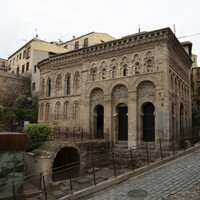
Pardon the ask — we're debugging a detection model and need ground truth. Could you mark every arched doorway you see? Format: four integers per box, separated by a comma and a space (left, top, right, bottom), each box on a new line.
118, 104, 128, 141
180, 104, 185, 138
97, 105, 104, 139
143, 103, 155, 142
52, 147, 80, 182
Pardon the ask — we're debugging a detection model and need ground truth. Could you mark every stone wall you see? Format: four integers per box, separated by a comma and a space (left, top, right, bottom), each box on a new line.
25, 140, 110, 187
0, 71, 30, 107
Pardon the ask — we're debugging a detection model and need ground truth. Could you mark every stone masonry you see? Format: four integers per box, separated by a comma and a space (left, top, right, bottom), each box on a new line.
38, 27, 192, 150
0, 70, 30, 107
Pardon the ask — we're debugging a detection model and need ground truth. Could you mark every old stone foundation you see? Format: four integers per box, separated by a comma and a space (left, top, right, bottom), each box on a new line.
25, 140, 110, 187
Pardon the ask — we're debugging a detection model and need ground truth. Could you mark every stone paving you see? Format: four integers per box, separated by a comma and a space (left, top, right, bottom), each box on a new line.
80, 149, 200, 200
26, 168, 131, 200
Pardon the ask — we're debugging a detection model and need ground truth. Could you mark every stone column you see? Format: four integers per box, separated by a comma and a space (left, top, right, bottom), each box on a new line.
104, 94, 112, 143
80, 96, 90, 135
128, 91, 137, 147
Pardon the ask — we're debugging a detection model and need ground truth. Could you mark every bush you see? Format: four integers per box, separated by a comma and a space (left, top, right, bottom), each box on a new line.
26, 123, 51, 151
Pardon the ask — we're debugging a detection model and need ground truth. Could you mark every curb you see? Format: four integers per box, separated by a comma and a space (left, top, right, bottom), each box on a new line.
59, 143, 200, 200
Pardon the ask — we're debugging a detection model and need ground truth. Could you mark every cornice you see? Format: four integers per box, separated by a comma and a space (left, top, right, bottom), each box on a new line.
82, 28, 169, 58
38, 28, 169, 69
167, 30, 193, 67
38, 28, 192, 72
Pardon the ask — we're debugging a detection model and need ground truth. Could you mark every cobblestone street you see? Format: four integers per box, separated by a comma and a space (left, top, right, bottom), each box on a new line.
80, 149, 200, 200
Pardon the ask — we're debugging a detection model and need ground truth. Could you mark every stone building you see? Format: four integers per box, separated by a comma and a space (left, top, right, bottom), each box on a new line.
8, 38, 67, 96
38, 27, 192, 149
191, 54, 200, 101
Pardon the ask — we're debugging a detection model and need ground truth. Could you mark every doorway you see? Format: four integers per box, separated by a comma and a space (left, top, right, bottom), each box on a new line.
143, 103, 155, 142
97, 105, 104, 139
118, 106, 128, 140
180, 104, 185, 137
52, 147, 80, 182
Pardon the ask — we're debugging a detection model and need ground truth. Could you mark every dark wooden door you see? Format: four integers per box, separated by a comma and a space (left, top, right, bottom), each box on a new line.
143, 103, 155, 142
118, 106, 128, 140
97, 105, 104, 139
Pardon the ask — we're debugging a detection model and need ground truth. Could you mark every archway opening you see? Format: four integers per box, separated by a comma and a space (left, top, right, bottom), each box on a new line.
118, 104, 128, 141
143, 103, 155, 142
180, 104, 185, 137
96, 105, 104, 139
52, 147, 80, 182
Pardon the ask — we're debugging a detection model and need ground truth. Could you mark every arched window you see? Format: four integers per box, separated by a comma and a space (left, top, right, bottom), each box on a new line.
74, 72, 80, 94
102, 68, 106, 80
123, 64, 128, 76
47, 78, 51, 97
147, 59, 153, 72
45, 103, 50, 121
180, 104, 185, 136
91, 68, 97, 81
40, 103, 44, 120
64, 101, 68, 120
135, 62, 140, 74
41, 79, 45, 97
65, 74, 71, 95
171, 74, 173, 91
112, 66, 117, 78
73, 101, 79, 120
55, 75, 62, 96
55, 102, 61, 120
174, 78, 177, 93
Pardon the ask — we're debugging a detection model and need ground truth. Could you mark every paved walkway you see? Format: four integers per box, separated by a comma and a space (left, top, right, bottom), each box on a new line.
80, 149, 200, 200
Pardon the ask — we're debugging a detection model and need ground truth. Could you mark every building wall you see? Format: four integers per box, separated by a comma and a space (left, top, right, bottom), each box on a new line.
38, 28, 192, 148
8, 39, 67, 76
59, 32, 115, 51
192, 54, 197, 67
192, 67, 200, 98
32, 40, 67, 53
32, 50, 50, 96
0, 58, 8, 72
0, 71, 30, 107
8, 42, 33, 76
7, 38, 67, 96
191, 54, 200, 99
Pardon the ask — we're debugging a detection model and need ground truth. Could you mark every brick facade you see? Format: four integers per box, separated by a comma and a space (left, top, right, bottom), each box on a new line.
38, 28, 192, 149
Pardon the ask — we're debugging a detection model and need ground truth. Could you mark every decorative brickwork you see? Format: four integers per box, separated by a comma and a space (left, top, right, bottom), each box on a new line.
38, 28, 192, 149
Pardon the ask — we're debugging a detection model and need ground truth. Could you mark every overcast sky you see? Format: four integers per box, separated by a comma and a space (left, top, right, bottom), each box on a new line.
1, 0, 200, 64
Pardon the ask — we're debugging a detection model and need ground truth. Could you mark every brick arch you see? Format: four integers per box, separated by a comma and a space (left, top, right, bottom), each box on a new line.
51, 143, 82, 160
108, 79, 131, 94
51, 143, 84, 182
132, 76, 159, 92
86, 83, 107, 97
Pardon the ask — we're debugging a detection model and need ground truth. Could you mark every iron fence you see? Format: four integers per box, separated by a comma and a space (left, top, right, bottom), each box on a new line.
1, 127, 200, 199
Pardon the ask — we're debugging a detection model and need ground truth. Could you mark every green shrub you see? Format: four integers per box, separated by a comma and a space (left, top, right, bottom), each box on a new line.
26, 123, 51, 151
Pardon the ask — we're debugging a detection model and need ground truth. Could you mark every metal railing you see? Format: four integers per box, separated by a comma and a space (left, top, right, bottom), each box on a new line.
2, 127, 200, 199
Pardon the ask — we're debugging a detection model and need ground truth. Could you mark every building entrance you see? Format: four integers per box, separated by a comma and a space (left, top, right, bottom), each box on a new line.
118, 106, 128, 140
143, 103, 155, 142
52, 147, 80, 182
97, 105, 104, 139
